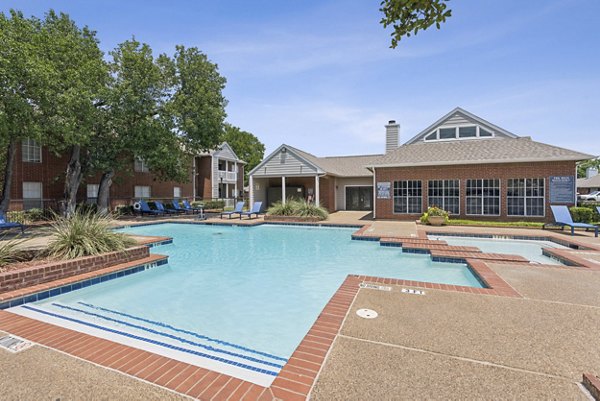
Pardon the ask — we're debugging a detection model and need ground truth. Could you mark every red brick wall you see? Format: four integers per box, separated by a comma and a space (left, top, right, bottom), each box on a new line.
0, 246, 149, 293
8, 142, 201, 211
374, 161, 576, 222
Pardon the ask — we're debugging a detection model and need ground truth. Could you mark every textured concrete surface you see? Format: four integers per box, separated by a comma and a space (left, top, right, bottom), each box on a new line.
488, 262, 600, 307
338, 286, 600, 381
0, 336, 188, 401
311, 336, 587, 401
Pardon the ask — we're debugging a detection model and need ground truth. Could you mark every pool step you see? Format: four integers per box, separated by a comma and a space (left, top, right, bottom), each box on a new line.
430, 250, 529, 263
10, 301, 286, 384
380, 237, 448, 247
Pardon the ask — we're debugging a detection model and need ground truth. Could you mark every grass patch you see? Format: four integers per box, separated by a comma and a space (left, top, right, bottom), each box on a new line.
447, 219, 545, 228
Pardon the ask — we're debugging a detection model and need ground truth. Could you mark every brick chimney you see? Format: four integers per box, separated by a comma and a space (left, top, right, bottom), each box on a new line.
385, 120, 400, 153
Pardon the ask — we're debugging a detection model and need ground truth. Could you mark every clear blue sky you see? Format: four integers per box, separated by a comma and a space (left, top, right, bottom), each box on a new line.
5, 0, 600, 157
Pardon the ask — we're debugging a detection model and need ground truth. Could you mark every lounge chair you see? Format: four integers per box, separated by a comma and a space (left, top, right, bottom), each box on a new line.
0, 213, 24, 233
171, 200, 193, 214
182, 200, 203, 214
220, 202, 244, 219
240, 202, 263, 220
549, 205, 598, 237
154, 201, 183, 215
137, 200, 164, 216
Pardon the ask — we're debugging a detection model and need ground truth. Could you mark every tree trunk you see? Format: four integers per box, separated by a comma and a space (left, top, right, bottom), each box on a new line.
97, 169, 114, 216
0, 140, 17, 214
63, 145, 83, 217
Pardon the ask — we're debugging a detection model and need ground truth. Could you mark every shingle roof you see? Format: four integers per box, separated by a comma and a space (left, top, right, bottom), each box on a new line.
369, 137, 593, 168
284, 145, 382, 177
577, 174, 600, 188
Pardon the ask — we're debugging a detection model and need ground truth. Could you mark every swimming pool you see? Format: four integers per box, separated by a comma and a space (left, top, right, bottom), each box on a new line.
427, 234, 569, 265
10, 223, 482, 385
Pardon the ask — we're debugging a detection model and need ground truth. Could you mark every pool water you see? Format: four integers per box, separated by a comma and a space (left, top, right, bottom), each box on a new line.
428, 235, 568, 265
14, 224, 482, 384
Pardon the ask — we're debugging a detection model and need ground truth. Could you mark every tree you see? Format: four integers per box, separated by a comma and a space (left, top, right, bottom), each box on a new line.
380, 0, 452, 48
0, 11, 47, 214
39, 11, 108, 216
222, 124, 265, 185
578, 158, 600, 178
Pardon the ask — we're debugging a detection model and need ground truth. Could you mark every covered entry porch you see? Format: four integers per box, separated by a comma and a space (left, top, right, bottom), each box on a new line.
249, 175, 335, 211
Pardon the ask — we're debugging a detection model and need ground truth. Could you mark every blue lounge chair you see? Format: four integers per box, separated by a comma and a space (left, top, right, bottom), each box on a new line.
154, 201, 182, 215
172, 200, 193, 214
182, 200, 203, 214
0, 213, 24, 233
550, 205, 598, 237
220, 202, 244, 219
240, 202, 263, 220
138, 200, 164, 216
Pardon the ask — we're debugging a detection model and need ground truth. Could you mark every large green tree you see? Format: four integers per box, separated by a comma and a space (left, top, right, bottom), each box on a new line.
0, 11, 46, 213
380, 0, 452, 48
39, 11, 108, 216
222, 124, 265, 185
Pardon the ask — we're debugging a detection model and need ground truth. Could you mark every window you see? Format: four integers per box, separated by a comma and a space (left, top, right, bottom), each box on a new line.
22, 139, 41, 163
428, 180, 460, 214
134, 185, 151, 199
507, 178, 545, 216
458, 126, 477, 138
466, 179, 500, 215
22, 182, 42, 209
424, 125, 495, 142
134, 157, 149, 173
87, 184, 99, 203
393, 180, 422, 214
173, 186, 181, 198
439, 128, 456, 139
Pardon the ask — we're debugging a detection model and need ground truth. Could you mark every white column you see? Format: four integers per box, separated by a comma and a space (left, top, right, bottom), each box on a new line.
234, 162, 238, 200
282, 176, 286, 204
249, 175, 254, 206
315, 175, 320, 207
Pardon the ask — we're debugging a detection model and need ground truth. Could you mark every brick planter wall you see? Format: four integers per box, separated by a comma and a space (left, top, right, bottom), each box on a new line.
0, 246, 149, 294
264, 215, 325, 223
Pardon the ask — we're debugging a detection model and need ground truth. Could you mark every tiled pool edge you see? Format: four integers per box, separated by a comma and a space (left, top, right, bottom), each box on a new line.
0, 275, 363, 401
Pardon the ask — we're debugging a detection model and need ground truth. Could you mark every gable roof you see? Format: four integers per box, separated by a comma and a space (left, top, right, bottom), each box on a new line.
249, 144, 382, 177
577, 174, 600, 188
199, 142, 246, 163
404, 107, 519, 145
369, 137, 593, 168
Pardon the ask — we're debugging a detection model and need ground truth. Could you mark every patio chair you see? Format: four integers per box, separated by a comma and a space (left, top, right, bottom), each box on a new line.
182, 200, 203, 214
0, 213, 25, 233
172, 200, 193, 214
137, 200, 164, 216
220, 202, 245, 219
240, 202, 263, 220
549, 205, 598, 237
154, 201, 183, 215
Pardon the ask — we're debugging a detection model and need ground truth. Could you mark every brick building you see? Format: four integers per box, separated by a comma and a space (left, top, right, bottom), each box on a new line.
249, 107, 592, 222
6, 140, 245, 211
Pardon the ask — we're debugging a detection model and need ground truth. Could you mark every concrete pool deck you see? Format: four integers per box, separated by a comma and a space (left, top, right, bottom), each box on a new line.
1, 214, 600, 399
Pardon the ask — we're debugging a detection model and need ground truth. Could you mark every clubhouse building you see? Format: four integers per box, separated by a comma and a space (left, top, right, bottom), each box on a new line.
249, 107, 593, 222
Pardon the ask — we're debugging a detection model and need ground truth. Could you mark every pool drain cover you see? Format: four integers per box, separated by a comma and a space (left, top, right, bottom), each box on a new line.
356, 308, 378, 319
0, 335, 33, 353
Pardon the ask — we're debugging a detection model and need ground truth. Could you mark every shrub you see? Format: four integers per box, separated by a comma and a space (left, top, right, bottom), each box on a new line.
25, 208, 45, 221
420, 206, 449, 224
46, 211, 136, 259
571, 203, 600, 222
6, 211, 26, 224
267, 200, 297, 216
0, 235, 25, 269
203, 200, 225, 210
294, 199, 329, 219
570, 206, 594, 223
114, 204, 134, 216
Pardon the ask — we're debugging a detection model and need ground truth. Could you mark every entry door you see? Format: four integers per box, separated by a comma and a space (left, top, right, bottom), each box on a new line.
345, 186, 373, 211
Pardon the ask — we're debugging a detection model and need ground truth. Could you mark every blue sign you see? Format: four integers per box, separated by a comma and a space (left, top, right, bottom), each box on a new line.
549, 176, 575, 204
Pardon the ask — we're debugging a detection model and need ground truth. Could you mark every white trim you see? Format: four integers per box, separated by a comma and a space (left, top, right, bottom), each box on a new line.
281, 176, 286, 204
343, 185, 374, 211
422, 125, 496, 143
465, 179, 501, 217
248, 144, 324, 176
426, 179, 460, 215
392, 180, 424, 215
315, 175, 320, 207
372, 170, 377, 218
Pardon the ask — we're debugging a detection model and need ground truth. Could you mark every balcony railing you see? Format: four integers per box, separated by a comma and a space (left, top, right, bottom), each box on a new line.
217, 170, 237, 181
